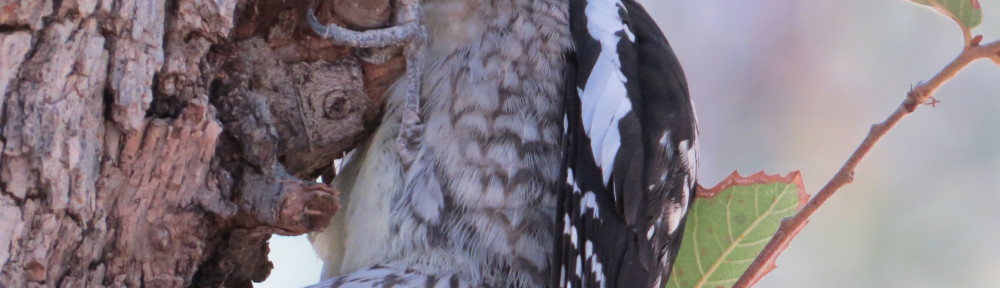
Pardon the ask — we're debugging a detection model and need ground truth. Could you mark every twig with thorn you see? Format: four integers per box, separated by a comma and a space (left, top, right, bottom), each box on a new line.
733, 37, 1000, 288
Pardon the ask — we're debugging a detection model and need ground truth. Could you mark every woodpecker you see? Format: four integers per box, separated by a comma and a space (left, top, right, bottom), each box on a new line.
307, 0, 697, 287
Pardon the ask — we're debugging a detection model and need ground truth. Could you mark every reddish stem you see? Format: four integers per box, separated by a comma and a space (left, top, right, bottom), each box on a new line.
733, 39, 1000, 287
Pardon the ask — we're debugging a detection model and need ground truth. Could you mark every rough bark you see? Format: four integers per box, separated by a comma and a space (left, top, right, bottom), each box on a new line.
0, 0, 400, 286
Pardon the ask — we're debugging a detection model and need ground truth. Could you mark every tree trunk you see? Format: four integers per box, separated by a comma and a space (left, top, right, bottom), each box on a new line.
0, 0, 398, 286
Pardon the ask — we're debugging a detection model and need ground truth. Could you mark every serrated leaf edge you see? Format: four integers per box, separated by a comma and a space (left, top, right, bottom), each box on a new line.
696, 171, 809, 209
673, 171, 810, 288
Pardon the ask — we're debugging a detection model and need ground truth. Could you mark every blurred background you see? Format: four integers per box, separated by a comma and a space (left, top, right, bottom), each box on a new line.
258, 0, 1000, 287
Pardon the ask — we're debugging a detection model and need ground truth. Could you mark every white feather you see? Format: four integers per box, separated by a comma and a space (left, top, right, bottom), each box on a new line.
659, 131, 671, 147
584, 0, 634, 42
570, 223, 579, 248
598, 99, 630, 184
409, 171, 445, 223
580, 191, 601, 218
575, 255, 583, 278
667, 178, 691, 234
579, 0, 635, 186
579, 58, 611, 132
589, 66, 626, 136
591, 256, 607, 288
563, 214, 573, 236
679, 139, 699, 181
566, 166, 575, 186
584, 240, 607, 288
560, 267, 566, 287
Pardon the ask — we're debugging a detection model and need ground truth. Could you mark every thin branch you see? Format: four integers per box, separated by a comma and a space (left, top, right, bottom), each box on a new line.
733, 38, 1000, 288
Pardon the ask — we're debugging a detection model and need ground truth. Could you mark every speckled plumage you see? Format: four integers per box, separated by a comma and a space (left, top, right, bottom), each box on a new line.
310, 0, 698, 287
558, 1, 697, 287
311, 0, 573, 287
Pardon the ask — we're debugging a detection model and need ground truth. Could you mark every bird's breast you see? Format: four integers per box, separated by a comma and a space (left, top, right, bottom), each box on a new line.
386, 0, 574, 287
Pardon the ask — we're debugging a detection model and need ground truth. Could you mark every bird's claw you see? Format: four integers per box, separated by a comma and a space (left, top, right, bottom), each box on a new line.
308, 1, 426, 171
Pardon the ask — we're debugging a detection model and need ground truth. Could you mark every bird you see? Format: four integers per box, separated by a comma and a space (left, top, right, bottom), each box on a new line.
306, 0, 698, 287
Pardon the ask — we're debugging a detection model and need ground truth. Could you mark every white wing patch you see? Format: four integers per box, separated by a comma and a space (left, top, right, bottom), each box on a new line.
580, 191, 601, 218
584, 240, 608, 288
566, 166, 576, 186
580, 0, 635, 185
679, 139, 699, 183
666, 178, 691, 234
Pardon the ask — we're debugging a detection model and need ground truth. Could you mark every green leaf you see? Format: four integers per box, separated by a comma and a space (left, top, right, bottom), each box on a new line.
909, 0, 982, 31
667, 171, 808, 288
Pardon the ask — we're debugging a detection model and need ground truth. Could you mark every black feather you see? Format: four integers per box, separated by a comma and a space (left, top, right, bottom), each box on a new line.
556, 0, 698, 287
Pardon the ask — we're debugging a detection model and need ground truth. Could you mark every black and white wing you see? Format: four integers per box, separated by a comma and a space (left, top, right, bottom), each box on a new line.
556, 0, 699, 287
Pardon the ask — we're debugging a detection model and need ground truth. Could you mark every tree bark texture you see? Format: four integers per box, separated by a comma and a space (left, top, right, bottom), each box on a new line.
0, 0, 401, 286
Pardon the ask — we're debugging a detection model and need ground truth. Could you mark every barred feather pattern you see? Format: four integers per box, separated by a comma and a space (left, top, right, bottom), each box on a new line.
310, 0, 573, 287
305, 264, 471, 288
556, 0, 699, 287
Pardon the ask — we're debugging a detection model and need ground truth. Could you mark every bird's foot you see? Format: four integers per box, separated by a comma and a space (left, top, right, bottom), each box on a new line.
307, 0, 425, 170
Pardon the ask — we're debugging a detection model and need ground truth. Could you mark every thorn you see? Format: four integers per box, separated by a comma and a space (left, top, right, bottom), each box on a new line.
972, 35, 984, 47
923, 97, 941, 108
